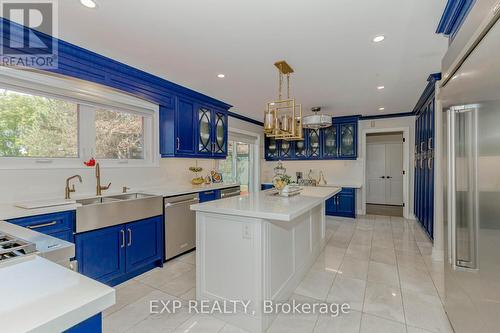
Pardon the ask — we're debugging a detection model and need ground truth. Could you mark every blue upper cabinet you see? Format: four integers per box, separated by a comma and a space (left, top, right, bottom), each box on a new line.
264, 116, 358, 161
306, 129, 321, 159
0, 18, 231, 160
338, 118, 357, 159
265, 137, 280, 160
279, 140, 294, 159
160, 98, 229, 159
321, 125, 338, 159
212, 109, 228, 158
436, 0, 476, 40
176, 97, 197, 155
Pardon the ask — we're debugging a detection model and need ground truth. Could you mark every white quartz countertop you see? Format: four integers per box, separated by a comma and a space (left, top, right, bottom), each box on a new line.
262, 182, 362, 189
138, 182, 240, 197
191, 186, 341, 221
0, 255, 115, 333
0, 182, 240, 220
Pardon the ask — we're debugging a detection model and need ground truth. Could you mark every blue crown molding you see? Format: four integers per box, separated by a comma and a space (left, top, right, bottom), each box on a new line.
359, 112, 415, 120
412, 73, 441, 115
436, 0, 476, 38
227, 111, 263, 126
0, 17, 232, 110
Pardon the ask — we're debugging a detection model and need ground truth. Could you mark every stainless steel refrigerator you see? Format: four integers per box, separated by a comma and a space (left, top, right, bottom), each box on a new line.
440, 8, 500, 333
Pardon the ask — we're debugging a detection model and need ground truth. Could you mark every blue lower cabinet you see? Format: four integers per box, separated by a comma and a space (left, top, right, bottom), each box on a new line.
64, 313, 102, 333
261, 184, 274, 191
325, 196, 338, 215
325, 188, 356, 218
75, 224, 126, 284
75, 216, 163, 286
199, 190, 221, 203
7, 210, 75, 243
125, 217, 163, 271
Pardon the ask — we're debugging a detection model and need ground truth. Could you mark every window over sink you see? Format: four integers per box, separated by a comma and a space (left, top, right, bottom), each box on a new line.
0, 67, 159, 168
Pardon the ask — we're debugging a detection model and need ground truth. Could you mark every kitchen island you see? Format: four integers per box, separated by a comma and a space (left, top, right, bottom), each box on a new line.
191, 186, 340, 333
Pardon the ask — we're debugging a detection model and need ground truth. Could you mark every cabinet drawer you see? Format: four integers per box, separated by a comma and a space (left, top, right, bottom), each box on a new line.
199, 190, 220, 203
339, 188, 355, 195
8, 211, 75, 235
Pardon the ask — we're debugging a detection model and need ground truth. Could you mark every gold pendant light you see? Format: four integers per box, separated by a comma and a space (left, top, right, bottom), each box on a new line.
264, 61, 303, 140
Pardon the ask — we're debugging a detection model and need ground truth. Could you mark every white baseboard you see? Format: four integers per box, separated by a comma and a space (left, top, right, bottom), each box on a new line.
431, 248, 444, 262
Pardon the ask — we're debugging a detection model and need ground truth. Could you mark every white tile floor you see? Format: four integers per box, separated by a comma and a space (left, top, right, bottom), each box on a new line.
103, 215, 453, 333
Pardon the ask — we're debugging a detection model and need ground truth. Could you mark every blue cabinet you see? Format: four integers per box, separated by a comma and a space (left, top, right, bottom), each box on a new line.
125, 217, 163, 272
160, 98, 229, 159
76, 225, 126, 284
199, 190, 221, 203
325, 188, 356, 218
75, 216, 163, 286
65, 313, 102, 333
338, 121, 357, 159
306, 129, 321, 159
265, 137, 280, 160
176, 97, 197, 155
264, 116, 358, 161
413, 73, 440, 240
7, 211, 75, 243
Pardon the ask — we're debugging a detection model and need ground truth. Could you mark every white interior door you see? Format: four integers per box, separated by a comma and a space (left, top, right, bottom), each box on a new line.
367, 144, 387, 204
385, 143, 403, 205
366, 142, 403, 205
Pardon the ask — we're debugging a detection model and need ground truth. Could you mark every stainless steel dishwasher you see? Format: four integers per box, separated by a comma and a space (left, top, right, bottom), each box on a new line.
220, 186, 241, 198
164, 193, 199, 260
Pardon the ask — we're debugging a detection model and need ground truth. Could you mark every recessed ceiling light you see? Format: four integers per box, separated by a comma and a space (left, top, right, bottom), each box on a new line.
80, 0, 97, 8
378, 107, 385, 111
217, 74, 225, 78
373, 35, 385, 43
377, 86, 385, 90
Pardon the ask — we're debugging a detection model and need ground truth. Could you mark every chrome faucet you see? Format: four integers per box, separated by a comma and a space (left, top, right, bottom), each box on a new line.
65, 175, 82, 199
95, 163, 111, 196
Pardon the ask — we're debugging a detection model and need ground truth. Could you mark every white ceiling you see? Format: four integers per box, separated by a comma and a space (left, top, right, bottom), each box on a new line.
57, 0, 448, 121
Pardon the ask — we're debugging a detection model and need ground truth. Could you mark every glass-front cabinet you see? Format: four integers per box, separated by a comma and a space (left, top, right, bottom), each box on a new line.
339, 123, 356, 158
307, 129, 321, 158
294, 139, 307, 159
198, 107, 212, 155
322, 126, 337, 158
265, 137, 279, 160
212, 110, 227, 157
264, 116, 358, 161
280, 140, 293, 159
196, 105, 228, 157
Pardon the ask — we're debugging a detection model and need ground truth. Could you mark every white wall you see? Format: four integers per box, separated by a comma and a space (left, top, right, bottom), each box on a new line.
0, 158, 217, 203
359, 116, 416, 218
261, 159, 364, 214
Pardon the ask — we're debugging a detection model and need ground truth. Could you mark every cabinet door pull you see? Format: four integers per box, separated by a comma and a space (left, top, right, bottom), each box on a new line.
120, 230, 125, 248
26, 221, 57, 229
176, 137, 180, 151
127, 228, 132, 246
204, 191, 214, 195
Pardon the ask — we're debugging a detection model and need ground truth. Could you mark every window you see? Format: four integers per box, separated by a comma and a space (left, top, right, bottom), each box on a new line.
95, 108, 144, 160
220, 140, 251, 194
0, 68, 159, 168
0, 89, 78, 158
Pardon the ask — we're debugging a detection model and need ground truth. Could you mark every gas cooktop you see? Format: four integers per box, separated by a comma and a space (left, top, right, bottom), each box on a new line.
0, 231, 37, 263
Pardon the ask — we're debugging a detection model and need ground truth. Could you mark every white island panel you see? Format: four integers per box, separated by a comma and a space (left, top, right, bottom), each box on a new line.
192, 187, 339, 333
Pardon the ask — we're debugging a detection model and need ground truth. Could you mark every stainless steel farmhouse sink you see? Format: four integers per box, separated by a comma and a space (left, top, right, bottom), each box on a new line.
76, 193, 163, 233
